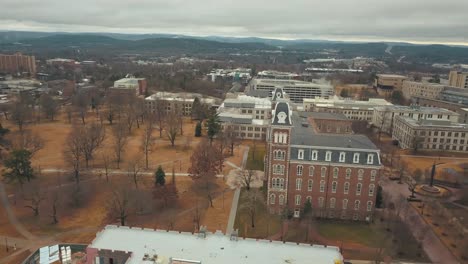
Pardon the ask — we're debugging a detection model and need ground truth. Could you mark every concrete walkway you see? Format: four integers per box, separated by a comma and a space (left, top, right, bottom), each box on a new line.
226, 146, 250, 234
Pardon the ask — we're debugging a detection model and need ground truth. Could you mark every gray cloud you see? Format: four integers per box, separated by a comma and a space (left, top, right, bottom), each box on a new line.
1, 0, 467, 44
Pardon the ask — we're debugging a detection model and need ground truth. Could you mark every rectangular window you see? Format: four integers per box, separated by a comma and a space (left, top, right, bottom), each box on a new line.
297, 165, 303, 176
308, 180, 313, 191
353, 153, 360, 163
339, 152, 346, 162
367, 154, 374, 164
325, 151, 332, 161
311, 151, 318, 160
298, 149, 304, 160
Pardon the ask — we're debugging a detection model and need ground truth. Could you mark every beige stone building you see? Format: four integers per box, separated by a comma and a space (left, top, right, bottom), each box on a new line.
372, 105, 459, 134
0, 53, 36, 75
145, 92, 219, 116
303, 96, 392, 122
392, 116, 468, 152
402, 81, 445, 100
374, 74, 407, 96
448, 70, 468, 89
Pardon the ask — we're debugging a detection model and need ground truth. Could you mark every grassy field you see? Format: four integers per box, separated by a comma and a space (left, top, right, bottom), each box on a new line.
316, 221, 385, 247
234, 188, 281, 238
246, 143, 265, 171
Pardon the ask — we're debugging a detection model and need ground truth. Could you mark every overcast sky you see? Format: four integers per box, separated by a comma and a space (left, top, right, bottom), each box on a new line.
1, 0, 467, 45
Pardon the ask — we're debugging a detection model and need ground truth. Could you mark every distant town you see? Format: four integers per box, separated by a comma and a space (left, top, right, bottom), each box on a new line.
0, 34, 468, 264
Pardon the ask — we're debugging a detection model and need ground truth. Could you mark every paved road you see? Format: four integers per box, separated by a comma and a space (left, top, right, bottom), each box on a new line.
226, 146, 249, 234
381, 179, 459, 264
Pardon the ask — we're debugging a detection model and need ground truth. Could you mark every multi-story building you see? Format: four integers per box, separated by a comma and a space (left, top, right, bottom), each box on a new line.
112, 76, 147, 96
217, 94, 272, 140
402, 81, 445, 100
448, 70, 468, 89
303, 96, 392, 122
374, 74, 407, 96
207, 68, 251, 82
372, 105, 459, 134
0, 53, 36, 75
392, 116, 468, 152
248, 78, 334, 103
86, 225, 344, 264
307, 112, 353, 134
265, 101, 382, 221
145, 92, 219, 116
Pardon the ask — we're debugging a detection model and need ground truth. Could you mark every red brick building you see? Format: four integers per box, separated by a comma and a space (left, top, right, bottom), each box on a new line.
266, 101, 382, 221
0, 52, 36, 75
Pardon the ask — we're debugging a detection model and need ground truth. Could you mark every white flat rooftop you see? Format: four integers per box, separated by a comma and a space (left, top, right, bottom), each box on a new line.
90, 225, 343, 264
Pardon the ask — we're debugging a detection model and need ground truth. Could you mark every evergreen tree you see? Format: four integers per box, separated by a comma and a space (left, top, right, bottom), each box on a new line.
206, 113, 221, 145
155, 166, 166, 186
375, 185, 383, 208
3, 149, 34, 187
194, 121, 202, 137
191, 97, 205, 120
303, 199, 312, 216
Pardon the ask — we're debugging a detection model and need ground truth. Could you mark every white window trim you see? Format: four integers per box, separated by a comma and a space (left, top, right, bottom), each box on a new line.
298, 149, 304, 160
367, 154, 374, 164
311, 150, 318, 160
325, 151, 332, 162
339, 152, 346, 162
353, 153, 360, 163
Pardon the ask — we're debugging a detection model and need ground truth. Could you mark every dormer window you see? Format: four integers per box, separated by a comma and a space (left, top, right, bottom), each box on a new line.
353, 153, 360, 163
339, 152, 346, 162
311, 150, 318, 160
367, 154, 374, 164
325, 151, 332, 162
298, 149, 304, 160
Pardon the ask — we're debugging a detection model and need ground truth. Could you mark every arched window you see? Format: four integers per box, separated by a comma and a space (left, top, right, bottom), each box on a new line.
332, 181, 338, 193
356, 183, 362, 195
270, 194, 276, 204
333, 167, 339, 178
358, 169, 364, 180
369, 184, 375, 196
309, 166, 315, 177
318, 197, 324, 208
279, 195, 284, 205
342, 199, 348, 209
274, 133, 279, 143
354, 200, 360, 210
344, 182, 350, 194
346, 168, 352, 179
330, 198, 336, 209
321, 167, 327, 177
320, 180, 325, 192
367, 201, 373, 211
306, 196, 312, 203
279, 178, 285, 189
297, 165, 303, 176
370, 170, 377, 181
308, 179, 313, 191
296, 178, 302, 190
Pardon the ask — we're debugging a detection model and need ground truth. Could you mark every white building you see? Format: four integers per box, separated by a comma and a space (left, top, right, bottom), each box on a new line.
145, 92, 219, 116
303, 96, 392, 122
217, 94, 272, 140
248, 78, 334, 103
392, 116, 468, 152
402, 81, 445, 100
372, 105, 459, 134
112, 75, 147, 96
257, 70, 299, 80
86, 225, 344, 264
207, 68, 251, 82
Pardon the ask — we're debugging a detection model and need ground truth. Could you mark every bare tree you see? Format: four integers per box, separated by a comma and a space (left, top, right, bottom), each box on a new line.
238, 169, 257, 191
112, 123, 129, 169
23, 183, 45, 217
377, 109, 391, 141
240, 189, 262, 228
72, 92, 89, 124
65, 105, 73, 123
9, 130, 44, 157
127, 159, 142, 189
10, 100, 31, 131
223, 125, 240, 156
165, 109, 181, 147
192, 200, 202, 231
189, 139, 223, 207
65, 125, 84, 185
101, 153, 111, 182
81, 123, 105, 168
141, 120, 154, 169
108, 184, 132, 226
153, 99, 166, 138
40, 93, 59, 121
49, 191, 59, 224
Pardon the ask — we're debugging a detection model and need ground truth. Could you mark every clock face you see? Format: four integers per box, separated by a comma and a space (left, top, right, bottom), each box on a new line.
277, 111, 287, 123
276, 92, 282, 98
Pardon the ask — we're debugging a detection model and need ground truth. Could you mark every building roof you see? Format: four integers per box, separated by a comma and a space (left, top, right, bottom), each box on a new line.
374, 105, 458, 115
221, 95, 271, 109
396, 116, 468, 129
89, 225, 343, 264
145, 92, 218, 104
303, 96, 392, 110
272, 101, 292, 126
290, 112, 378, 151
376, 74, 407, 79
307, 112, 349, 121
253, 78, 333, 89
